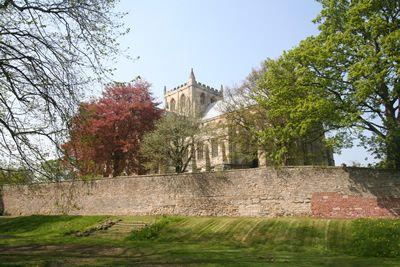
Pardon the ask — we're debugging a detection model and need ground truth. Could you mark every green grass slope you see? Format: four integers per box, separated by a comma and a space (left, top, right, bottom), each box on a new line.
0, 215, 399, 266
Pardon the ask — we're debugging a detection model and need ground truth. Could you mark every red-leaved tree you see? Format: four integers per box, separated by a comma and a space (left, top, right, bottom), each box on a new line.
63, 81, 162, 177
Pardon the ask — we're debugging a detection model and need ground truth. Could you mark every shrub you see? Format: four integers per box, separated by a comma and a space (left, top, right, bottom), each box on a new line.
347, 219, 400, 257
129, 216, 182, 241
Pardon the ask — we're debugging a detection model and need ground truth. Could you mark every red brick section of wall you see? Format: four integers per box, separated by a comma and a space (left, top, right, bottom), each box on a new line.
311, 192, 400, 218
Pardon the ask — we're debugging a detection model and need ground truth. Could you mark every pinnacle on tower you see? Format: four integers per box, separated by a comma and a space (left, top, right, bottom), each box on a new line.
188, 67, 196, 85
163, 85, 167, 95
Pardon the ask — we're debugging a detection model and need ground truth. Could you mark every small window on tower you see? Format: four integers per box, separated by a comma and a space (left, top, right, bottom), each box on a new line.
210, 97, 216, 103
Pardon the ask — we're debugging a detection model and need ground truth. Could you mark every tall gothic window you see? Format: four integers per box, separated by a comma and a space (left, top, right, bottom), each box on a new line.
211, 139, 218, 158
200, 93, 205, 105
180, 94, 186, 112
170, 98, 176, 111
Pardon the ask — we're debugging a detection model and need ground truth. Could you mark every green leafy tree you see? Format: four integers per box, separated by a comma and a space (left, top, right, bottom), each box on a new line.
224, 63, 334, 166
255, 54, 340, 165
0, 167, 32, 185
40, 159, 73, 182
140, 113, 203, 173
252, 0, 399, 168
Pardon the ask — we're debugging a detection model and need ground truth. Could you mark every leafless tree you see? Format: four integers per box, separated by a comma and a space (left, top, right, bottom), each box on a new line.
220, 66, 269, 164
0, 0, 127, 178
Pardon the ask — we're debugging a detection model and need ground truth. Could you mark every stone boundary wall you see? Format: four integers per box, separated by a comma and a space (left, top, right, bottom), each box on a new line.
1, 167, 400, 218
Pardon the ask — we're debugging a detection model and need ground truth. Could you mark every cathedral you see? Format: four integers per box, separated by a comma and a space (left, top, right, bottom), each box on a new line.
164, 69, 334, 172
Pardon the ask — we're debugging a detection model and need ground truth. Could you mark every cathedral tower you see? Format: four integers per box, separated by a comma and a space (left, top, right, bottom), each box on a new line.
164, 68, 223, 116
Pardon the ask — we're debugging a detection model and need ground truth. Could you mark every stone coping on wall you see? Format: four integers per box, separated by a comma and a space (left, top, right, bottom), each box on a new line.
2, 165, 397, 188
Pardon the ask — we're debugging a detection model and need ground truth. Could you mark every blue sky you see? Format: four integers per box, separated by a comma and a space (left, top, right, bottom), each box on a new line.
109, 0, 374, 166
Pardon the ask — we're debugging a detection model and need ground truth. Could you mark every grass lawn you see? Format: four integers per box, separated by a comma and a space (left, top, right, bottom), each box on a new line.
0, 215, 399, 266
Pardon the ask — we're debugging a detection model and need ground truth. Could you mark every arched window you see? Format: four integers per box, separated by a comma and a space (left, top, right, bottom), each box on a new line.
200, 93, 205, 105
170, 98, 176, 111
186, 99, 191, 111
180, 94, 186, 112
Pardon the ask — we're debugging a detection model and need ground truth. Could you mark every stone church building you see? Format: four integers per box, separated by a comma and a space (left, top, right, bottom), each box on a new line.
164, 69, 334, 172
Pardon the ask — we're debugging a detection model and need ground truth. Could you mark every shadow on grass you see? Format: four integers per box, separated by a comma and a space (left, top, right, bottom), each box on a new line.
0, 216, 78, 234
0, 246, 400, 267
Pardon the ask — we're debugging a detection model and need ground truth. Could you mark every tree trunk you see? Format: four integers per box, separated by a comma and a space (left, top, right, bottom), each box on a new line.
385, 128, 400, 170
383, 95, 400, 170
112, 151, 124, 177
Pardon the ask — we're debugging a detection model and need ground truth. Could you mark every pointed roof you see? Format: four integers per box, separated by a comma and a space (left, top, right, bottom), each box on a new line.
188, 67, 196, 85
202, 100, 224, 121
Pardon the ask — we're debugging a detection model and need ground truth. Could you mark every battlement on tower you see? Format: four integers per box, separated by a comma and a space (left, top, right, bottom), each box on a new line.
165, 82, 222, 96
163, 69, 224, 116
